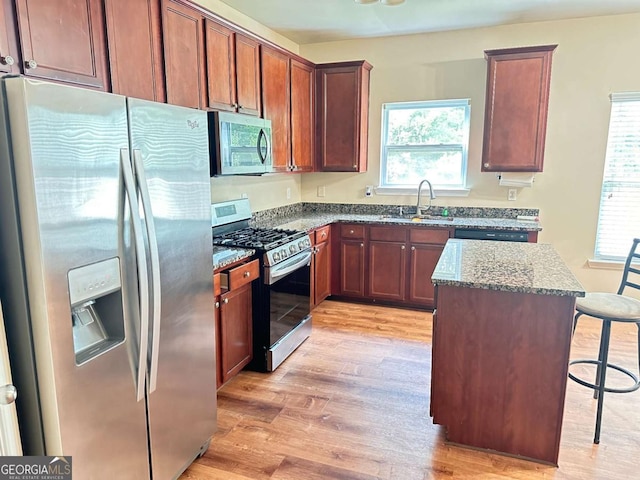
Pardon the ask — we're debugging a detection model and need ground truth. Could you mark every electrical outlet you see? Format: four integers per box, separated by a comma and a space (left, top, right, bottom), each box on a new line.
508, 189, 517, 201
317, 186, 326, 198
241, 193, 248, 199
365, 185, 373, 197
286, 187, 291, 200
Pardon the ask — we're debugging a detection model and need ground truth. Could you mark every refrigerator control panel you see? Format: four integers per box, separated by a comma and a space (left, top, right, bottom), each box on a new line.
68, 258, 122, 306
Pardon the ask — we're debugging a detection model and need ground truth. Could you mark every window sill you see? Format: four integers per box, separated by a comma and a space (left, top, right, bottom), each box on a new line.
587, 258, 625, 270
374, 186, 471, 197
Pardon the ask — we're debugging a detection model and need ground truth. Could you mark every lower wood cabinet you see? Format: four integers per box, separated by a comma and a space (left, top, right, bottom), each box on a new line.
311, 225, 331, 308
368, 240, 406, 301
218, 283, 252, 386
335, 223, 451, 308
214, 258, 258, 388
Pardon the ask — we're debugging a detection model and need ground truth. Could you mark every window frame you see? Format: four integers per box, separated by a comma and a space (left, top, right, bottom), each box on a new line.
379, 99, 471, 192
593, 92, 640, 262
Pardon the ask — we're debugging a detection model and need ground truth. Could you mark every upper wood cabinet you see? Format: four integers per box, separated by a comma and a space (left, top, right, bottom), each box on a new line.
261, 45, 291, 172
0, 0, 20, 75
481, 45, 557, 172
162, 0, 206, 109
104, 0, 165, 102
316, 60, 372, 172
234, 33, 261, 116
261, 47, 315, 173
14, 0, 109, 89
290, 59, 314, 172
205, 18, 261, 116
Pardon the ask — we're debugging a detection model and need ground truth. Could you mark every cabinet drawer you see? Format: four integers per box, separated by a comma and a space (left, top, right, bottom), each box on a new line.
314, 225, 331, 244
221, 259, 259, 290
341, 224, 365, 239
213, 273, 221, 296
410, 228, 450, 245
369, 226, 406, 242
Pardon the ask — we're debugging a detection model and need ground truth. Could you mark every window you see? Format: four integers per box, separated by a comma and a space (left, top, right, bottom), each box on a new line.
380, 99, 470, 191
594, 93, 640, 261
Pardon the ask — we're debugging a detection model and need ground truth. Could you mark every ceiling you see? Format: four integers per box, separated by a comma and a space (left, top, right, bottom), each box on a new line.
218, 0, 640, 44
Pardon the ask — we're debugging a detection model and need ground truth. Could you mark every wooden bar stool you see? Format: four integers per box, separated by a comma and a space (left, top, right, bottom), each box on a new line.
569, 238, 640, 444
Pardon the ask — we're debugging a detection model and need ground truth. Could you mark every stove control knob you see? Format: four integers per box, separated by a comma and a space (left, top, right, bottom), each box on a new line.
281, 249, 288, 259
298, 240, 306, 250
289, 245, 297, 254
273, 251, 280, 263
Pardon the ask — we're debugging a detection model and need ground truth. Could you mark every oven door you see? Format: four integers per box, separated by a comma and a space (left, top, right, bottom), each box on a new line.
264, 249, 312, 371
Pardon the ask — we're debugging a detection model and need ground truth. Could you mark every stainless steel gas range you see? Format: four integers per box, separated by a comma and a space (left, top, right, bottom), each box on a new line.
212, 199, 312, 371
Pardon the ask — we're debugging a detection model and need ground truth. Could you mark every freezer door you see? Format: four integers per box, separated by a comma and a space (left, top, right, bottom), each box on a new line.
128, 98, 216, 479
0, 301, 21, 455
1, 78, 150, 478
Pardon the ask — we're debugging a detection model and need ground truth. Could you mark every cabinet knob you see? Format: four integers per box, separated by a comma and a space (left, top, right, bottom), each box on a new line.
25, 59, 37, 69
401, 245, 405, 250
215, 301, 220, 308
360, 243, 364, 248
1, 55, 15, 66
0, 384, 17, 405
411, 246, 416, 251
243, 271, 250, 277
223, 298, 229, 304
232, 103, 238, 109
321, 232, 326, 238
349, 230, 354, 234
353, 164, 357, 169
483, 163, 489, 168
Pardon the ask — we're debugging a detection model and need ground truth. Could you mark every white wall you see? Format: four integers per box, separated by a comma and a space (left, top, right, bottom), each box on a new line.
299, 13, 640, 292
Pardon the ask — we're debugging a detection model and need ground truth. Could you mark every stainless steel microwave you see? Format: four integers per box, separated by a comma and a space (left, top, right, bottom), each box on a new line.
207, 111, 272, 176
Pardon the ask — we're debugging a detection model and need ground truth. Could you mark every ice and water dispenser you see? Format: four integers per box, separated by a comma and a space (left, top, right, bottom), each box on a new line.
67, 258, 125, 365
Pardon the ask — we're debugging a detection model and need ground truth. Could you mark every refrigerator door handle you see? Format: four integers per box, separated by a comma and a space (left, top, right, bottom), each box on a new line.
120, 148, 150, 402
132, 149, 162, 394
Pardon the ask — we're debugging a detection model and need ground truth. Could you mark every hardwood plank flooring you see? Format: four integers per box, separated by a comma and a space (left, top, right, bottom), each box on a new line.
181, 300, 640, 479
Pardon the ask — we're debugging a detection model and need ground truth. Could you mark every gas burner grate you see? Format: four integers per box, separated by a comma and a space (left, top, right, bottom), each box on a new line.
213, 227, 305, 251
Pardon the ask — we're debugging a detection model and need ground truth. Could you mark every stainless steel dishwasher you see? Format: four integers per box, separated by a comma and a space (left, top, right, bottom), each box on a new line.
454, 228, 529, 242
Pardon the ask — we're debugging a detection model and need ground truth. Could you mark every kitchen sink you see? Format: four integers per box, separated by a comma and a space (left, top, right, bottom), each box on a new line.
378, 214, 454, 222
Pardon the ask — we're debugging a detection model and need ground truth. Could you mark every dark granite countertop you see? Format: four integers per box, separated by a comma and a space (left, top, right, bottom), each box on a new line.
212, 245, 254, 271
432, 239, 585, 297
254, 213, 541, 233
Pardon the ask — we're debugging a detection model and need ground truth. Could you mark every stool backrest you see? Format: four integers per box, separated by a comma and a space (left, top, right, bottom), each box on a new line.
617, 238, 640, 295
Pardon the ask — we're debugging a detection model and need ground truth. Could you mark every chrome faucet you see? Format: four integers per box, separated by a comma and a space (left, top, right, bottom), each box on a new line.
416, 179, 435, 216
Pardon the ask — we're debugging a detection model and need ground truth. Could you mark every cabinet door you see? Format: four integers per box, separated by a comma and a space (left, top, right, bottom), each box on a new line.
205, 18, 236, 112
340, 239, 365, 297
261, 46, 291, 172
409, 243, 445, 306
313, 240, 331, 307
15, 0, 109, 89
0, 0, 20, 75
482, 45, 556, 172
290, 59, 314, 172
162, 0, 206, 109
368, 241, 406, 301
316, 61, 372, 172
234, 34, 260, 116
105, 0, 165, 102
219, 283, 253, 384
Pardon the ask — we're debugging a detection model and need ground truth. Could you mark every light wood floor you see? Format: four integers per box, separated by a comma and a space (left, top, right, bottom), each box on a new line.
181, 300, 640, 479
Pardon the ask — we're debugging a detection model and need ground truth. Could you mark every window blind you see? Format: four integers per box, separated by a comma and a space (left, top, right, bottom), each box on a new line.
594, 93, 640, 261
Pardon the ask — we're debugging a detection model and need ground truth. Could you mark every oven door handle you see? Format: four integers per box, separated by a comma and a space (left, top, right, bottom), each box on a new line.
267, 250, 312, 285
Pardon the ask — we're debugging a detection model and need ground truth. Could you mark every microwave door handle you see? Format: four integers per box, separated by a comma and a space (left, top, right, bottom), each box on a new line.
132, 150, 162, 394
257, 128, 267, 164
120, 148, 149, 403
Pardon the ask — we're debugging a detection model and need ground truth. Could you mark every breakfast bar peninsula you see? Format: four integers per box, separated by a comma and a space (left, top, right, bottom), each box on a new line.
430, 239, 585, 465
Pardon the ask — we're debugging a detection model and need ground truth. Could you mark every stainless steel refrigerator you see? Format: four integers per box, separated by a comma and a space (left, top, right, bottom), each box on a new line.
0, 77, 216, 479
